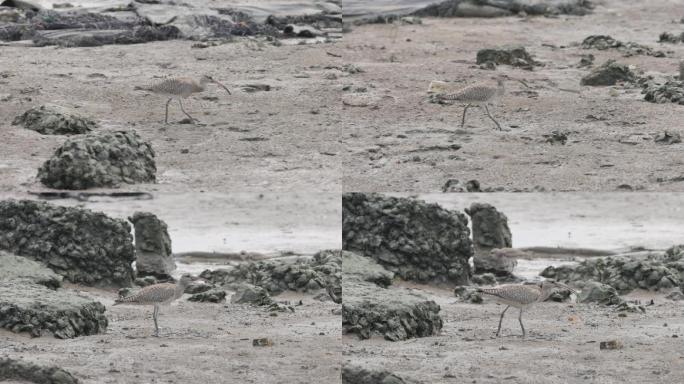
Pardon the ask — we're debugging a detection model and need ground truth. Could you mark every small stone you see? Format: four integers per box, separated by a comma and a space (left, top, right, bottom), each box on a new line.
252, 338, 273, 347
599, 340, 623, 350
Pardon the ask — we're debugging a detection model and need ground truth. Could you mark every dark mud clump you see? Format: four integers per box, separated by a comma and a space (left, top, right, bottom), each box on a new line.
541, 249, 683, 293
230, 283, 274, 306
0, 199, 135, 287
342, 280, 443, 341
580, 59, 636, 86
0, 357, 79, 383
476, 46, 542, 70
343, 193, 473, 285
188, 289, 227, 303
0, 281, 108, 338
37, 130, 156, 190
200, 249, 341, 295
129, 211, 175, 279
410, 0, 593, 18
658, 32, 684, 44
12, 104, 96, 135
342, 365, 417, 384
342, 250, 394, 288
581, 35, 665, 57
642, 80, 684, 105
0, 251, 63, 289
578, 281, 623, 305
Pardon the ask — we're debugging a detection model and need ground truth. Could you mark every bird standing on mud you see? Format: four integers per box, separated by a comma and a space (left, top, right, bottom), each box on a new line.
478, 280, 576, 339
114, 274, 193, 337
427, 76, 505, 130
141, 75, 232, 124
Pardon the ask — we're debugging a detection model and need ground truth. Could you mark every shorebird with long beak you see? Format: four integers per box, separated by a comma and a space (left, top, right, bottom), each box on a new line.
144, 75, 231, 124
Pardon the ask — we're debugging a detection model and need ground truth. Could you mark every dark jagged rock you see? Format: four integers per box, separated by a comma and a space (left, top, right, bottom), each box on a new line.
0, 281, 108, 338
188, 289, 226, 303
581, 35, 665, 57
128, 212, 175, 279
230, 283, 274, 306
37, 130, 156, 190
578, 281, 623, 305
658, 32, 684, 44
343, 280, 442, 341
441, 178, 481, 192
0, 199, 135, 287
541, 252, 681, 294
342, 250, 394, 288
184, 280, 213, 294
0, 251, 62, 289
200, 249, 341, 295
342, 365, 417, 384
466, 203, 512, 252
33, 25, 180, 47
475, 46, 542, 70
12, 104, 96, 135
134, 275, 158, 287
0, 357, 79, 384
580, 59, 636, 86
342, 193, 473, 285
642, 80, 684, 105
410, 0, 592, 18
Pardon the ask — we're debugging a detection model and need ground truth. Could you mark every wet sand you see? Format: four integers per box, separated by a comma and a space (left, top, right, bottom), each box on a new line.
343, 282, 684, 384
340, 0, 684, 192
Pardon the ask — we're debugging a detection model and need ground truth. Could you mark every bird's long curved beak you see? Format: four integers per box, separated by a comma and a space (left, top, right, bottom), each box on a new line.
212, 79, 231, 95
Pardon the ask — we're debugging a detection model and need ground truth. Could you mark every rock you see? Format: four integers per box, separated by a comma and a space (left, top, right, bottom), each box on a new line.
327, 280, 342, 304
200, 249, 341, 295
406, 0, 592, 19
473, 248, 517, 276
578, 282, 623, 305
441, 179, 481, 192
581, 35, 664, 57
0, 199, 135, 287
342, 250, 394, 288
599, 340, 623, 350
184, 280, 213, 294
343, 280, 442, 341
188, 289, 226, 303
580, 59, 636, 86
454, 286, 483, 303
653, 131, 682, 144
128, 212, 175, 279
33, 26, 181, 47
12, 104, 96, 135
578, 54, 594, 67
0, 357, 79, 384
0, 281, 107, 338
466, 203, 512, 253
475, 46, 541, 70
0, 251, 62, 289
134, 275, 158, 287
658, 32, 684, 44
343, 193, 473, 285
642, 80, 684, 105
37, 130, 156, 190
230, 283, 273, 306
665, 289, 684, 301
252, 338, 273, 347
342, 365, 417, 384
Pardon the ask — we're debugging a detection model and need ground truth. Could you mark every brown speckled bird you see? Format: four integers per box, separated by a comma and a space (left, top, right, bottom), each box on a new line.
145, 75, 231, 124
114, 275, 193, 336
427, 77, 505, 130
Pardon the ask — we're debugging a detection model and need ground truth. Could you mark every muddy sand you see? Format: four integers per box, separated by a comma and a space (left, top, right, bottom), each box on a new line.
341, 0, 684, 192
2, 287, 341, 384
343, 282, 684, 384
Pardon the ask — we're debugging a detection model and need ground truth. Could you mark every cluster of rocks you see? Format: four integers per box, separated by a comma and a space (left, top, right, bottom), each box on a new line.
659, 32, 684, 44
541, 248, 683, 294
200, 249, 341, 296
476, 46, 542, 70
37, 130, 156, 190
0, 199, 135, 287
642, 80, 684, 105
0, 357, 78, 384
188, 289, 227, 303
581, 35, 665, 57
342, 193, 473, 285
0, 1, 341, 47
580, 59, 637, 86
12, 104, 96, 135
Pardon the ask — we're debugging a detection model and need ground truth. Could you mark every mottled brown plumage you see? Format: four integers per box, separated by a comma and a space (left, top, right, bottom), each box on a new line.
427, 78, 505, 130
144, 75, 231, 124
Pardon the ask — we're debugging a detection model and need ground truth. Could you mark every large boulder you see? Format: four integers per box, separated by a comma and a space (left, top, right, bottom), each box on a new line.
580, 59, 636, 86
0, 251, 62, 289
466, 203, 512, 252
473, 248, 517, 276
0, 281, 108, 338
0, 357, 78, 384
128, 211, 175, 279
342, 193, 473, 285
578, 281, 623, 305
200, 249, 341, 295
343, 280, 442, 341
37, 130, 156, 190
0, 199, 135, 287
342, 250, 394, 288
12, 104, 96, 135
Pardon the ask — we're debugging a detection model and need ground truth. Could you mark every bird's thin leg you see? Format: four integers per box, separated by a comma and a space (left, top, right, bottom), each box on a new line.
164, 98, 172, 124
483, 104, 502, 131
153, 304, 159, 337
178, 98, 197, 122
461, 104, 470, 128
496, 305, 509, 337
518, 308, 525, 339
